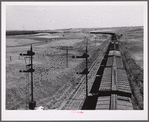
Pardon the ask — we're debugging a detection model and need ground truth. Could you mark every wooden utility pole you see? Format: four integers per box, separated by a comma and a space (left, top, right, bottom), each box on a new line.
95, 36, 96, 46
20, 45, 36, 110
60, 46, 73, 68
66, 46, 68, 68
72, 37, 89, 98
85, 37, 88, 98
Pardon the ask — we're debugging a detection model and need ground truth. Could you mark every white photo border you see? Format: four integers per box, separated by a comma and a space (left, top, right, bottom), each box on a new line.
1, 1, 148, 121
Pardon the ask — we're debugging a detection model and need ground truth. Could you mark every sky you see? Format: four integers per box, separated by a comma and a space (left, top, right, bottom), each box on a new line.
6, 2, 145, 30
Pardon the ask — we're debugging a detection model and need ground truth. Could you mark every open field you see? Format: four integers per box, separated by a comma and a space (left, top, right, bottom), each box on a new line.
6, 26, 143, 110
118, 26, 143, 109
118, 26, 143, 69
6, 28, 110, 109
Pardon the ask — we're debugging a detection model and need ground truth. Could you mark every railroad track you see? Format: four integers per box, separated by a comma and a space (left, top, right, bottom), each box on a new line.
60, 34, 133, 110
58, 37, 111, 110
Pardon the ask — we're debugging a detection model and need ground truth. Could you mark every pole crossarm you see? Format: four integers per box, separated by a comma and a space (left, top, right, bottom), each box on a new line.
71, 37, 89, 98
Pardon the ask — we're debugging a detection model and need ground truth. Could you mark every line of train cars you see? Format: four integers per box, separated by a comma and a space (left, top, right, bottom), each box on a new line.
96, 40, 133, 110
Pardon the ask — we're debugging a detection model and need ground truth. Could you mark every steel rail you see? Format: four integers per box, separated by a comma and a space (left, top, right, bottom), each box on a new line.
59, 37, 111, 110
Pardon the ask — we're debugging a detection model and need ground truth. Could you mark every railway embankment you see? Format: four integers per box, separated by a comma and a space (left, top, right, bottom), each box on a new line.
119, 41, 143, 110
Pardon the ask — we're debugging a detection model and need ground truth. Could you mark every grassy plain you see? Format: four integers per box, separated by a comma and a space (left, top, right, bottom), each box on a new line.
118, 26, 143, 109
6, 26, 143, 110
6, 28, 109, 109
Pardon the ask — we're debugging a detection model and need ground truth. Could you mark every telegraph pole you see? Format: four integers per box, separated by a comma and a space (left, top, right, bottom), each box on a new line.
66, 46, 68, 68
61, 46, 73, 68
20, 45, 36, 110
95, 36, 96, 46
72, 37, 89, 98
85, 37, 88, 98
30, 45, 34, 103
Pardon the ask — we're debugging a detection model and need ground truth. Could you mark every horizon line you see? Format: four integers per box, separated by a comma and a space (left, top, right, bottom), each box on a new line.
6, 25, 143, 31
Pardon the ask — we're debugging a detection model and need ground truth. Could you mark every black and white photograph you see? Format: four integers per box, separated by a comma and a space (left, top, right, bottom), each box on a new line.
1, 1, 148, 120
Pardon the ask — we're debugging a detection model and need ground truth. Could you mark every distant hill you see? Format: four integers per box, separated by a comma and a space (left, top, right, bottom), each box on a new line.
6, 26, 143, 36
6, 30, 59, 36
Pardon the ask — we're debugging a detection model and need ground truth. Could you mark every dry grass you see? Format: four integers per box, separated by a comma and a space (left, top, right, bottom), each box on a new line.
119, 26, 143, 110
120, 46, 143, 109
6, 26, 143, 110
6, 31, 109, 109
